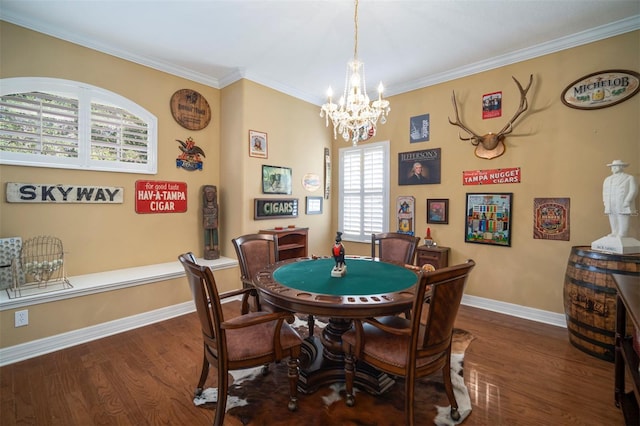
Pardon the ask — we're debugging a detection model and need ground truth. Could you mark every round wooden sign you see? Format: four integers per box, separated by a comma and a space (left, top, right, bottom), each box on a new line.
170, 89, 211, 130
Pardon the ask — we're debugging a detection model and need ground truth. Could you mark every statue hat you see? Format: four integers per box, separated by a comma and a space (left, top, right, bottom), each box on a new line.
606, 159, 629, 167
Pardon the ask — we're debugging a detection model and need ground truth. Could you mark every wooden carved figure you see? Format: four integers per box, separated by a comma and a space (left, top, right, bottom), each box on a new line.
203, 185, 220, 260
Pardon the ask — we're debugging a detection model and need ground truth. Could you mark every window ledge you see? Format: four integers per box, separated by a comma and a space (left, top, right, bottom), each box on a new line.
0, 256, 238, 311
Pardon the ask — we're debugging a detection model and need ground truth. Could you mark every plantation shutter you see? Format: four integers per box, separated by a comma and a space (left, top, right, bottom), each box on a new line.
339, 141, 389, 242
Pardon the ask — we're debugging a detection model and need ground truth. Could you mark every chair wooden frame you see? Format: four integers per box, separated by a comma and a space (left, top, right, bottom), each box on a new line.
179, 252, 302, 426
342, 259, 476, 425
371, 232, 420, 265
231, 233, 279, 311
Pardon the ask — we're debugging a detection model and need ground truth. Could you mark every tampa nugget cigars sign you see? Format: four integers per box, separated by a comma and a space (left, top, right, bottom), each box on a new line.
6, 183, 123, 203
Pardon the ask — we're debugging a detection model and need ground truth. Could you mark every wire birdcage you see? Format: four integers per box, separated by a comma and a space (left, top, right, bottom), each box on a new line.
12, 236, 70, 296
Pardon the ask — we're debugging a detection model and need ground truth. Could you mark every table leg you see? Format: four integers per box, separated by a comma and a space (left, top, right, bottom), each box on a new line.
296, 318, 395, 395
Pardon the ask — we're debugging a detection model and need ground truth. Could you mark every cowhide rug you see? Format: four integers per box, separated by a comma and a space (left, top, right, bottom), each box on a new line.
193, 316, 474, 426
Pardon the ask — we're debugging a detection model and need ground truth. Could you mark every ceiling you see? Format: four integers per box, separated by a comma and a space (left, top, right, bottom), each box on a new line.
1, 1, 639, 105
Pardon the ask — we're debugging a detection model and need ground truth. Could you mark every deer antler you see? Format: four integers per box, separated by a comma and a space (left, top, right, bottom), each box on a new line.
448, 92, 483, 146
496, 74, 533, 137
448, 75, 534, 159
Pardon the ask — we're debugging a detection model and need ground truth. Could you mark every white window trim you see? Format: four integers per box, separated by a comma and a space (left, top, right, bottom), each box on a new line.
338, 140, 390, 243
0, 77, 157, 174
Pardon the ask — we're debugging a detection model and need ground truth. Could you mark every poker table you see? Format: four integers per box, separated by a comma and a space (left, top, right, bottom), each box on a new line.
254, 256, 419, 394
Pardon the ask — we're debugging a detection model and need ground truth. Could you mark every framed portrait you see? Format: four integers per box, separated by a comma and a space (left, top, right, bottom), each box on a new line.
409, 113, 430, 142
427, 199, 448, 224
305, 196, 323, 215
465, 192, 512, 247
262, 165, 292, 195
398, 148, 441, 185
249, 130, 268, 159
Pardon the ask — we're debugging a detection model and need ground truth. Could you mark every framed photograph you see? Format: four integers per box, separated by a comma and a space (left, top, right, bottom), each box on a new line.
305, 196, 323, 215
409, 113, 430, 142
427, 199, 448, 224
249, 130, 268, 159
465, 192, 513, 247
398, 148, 441, 185
262, 165, 292, 194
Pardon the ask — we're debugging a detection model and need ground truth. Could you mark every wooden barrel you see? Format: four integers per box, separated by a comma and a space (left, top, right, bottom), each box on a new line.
563, 246, 640, 362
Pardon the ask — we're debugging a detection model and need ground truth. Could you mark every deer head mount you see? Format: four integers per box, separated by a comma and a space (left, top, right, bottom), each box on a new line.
448, 75, 533, 159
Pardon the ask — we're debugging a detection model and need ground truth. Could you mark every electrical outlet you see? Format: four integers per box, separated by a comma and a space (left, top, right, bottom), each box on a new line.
14, 309, 28, 327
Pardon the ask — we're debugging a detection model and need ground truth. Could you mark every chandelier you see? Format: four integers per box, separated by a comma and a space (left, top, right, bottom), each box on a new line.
320, 0, 390, 146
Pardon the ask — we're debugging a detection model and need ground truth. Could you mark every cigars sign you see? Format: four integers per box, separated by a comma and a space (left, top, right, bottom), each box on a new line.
135, 180, 187, 213
463, 167, 521, 186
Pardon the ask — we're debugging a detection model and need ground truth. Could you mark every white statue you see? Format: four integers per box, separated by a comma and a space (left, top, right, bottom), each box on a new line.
592, 159, 639, 254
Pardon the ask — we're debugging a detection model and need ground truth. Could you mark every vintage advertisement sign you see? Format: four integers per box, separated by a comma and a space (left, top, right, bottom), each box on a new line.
396, 196, 415, 236
482, 91, 502, 119
463, 167, 521, 185
254, 198, 298, 220
135, 180, 187, 213
561, 70, 640, 110
533, 198, 570, 241
6, 183, 123, 203
398, 148, 441, 185
170, 89, 211, 130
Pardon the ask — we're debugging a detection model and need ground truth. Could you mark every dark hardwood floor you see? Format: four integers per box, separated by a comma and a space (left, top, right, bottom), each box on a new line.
0, 302, 626, 425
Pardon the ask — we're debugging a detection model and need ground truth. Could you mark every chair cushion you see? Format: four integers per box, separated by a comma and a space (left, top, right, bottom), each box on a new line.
225, 312, 301, 361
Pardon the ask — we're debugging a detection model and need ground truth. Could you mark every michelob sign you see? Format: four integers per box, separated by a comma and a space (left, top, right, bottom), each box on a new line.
561, 69, 640, 110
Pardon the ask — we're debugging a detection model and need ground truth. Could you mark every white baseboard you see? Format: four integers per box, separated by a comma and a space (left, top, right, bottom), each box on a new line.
0, 294, 565, 367
462, 294, 567, 328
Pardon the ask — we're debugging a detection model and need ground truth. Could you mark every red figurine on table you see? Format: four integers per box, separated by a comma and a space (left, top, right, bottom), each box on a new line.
331, 231, 347, 277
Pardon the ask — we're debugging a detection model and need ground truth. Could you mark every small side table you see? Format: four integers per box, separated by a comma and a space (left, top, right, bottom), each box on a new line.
416, 245, 449, 269
612, 273, 640, 425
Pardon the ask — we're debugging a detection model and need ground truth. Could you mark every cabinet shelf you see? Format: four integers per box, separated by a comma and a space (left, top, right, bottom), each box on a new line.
260, 228, 308, 261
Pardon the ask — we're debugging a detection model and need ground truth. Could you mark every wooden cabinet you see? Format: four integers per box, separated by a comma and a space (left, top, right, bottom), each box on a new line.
416, 246, 449, 269
612, 273, 639, 425
260, 227, 308, 261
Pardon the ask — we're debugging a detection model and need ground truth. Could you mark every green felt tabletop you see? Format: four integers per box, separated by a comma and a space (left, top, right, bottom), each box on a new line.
272, 257, 417, 296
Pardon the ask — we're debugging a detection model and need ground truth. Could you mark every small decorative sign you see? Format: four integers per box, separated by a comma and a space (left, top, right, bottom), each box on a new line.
409, 114, 430, 142
170, 89, 211, 130
463, 167, 521, 185
533, 198, 570, 241
176, 137, 205, 171
249, 130, 268, 159
135, 180, 187, 214
397, 196, 415, 235
254, 198, 298, 220
561, 70, 640, 110
302, 173, 321, 192
6, 183, 123, 203
482, 91, 502, 119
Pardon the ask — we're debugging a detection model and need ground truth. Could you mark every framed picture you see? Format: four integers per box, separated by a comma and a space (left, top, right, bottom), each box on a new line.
409, 113, 430, 142
427, 199, 448, 224
465, 192, 513, 247
262, 165, 292, 194
249, 130, 268, 158
533, 197, 570, 241
305, 196, 323, 215
398, 148, 441, 185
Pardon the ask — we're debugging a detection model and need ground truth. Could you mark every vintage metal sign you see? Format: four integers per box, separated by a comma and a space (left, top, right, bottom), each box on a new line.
463, 167, 521, 185
135, 180, 187, 213
254, 198, 298, 220
6, 183, 123, 203
561, 70, 640, 110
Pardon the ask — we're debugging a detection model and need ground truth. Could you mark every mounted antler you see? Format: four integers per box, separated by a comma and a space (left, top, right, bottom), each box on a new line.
449, 74, 533, 159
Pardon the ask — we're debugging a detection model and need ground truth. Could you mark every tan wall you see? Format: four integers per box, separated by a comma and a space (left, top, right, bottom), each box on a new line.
0, 22, 638, 350
336, 31, 640, 314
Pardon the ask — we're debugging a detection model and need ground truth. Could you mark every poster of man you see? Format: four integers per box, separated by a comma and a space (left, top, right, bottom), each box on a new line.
398, 148, 441, 185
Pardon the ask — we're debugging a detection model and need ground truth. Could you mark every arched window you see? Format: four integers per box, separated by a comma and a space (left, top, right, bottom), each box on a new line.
0, 77, 157, 174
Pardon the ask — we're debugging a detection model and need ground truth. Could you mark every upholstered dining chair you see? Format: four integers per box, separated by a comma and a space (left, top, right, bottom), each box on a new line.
342, 259, 476, 425
371, 232, 420, 265
178, 253, 302, 426
231, 233, 279, 312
